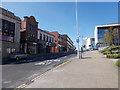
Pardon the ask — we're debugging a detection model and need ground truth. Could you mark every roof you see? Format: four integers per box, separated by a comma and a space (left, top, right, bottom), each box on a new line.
0, 7, 21, 21
38, 29, 55, 37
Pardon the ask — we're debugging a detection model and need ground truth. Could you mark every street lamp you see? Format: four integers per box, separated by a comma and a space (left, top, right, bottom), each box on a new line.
76, 0, 82, 59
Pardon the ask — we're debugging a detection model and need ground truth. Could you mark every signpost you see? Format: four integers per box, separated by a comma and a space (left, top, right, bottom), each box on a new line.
76, 37, 80, 59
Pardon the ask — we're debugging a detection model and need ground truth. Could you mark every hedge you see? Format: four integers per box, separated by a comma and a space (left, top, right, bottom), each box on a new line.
106, 54, 120, 59
116, 60, 120, 67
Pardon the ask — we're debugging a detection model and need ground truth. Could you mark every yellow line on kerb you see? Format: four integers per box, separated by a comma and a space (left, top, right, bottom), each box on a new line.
13, 61, 70, 89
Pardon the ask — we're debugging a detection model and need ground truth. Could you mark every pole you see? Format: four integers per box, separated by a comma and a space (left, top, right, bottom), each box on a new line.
76, 0, 80, 59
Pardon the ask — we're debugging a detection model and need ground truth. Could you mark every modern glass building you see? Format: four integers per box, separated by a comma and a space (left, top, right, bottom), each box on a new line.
94, 23, 120, 48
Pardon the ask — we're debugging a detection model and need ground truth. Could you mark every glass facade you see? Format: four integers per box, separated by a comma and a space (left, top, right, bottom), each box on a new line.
97, 27, 119, 47
98, 29, 108, 44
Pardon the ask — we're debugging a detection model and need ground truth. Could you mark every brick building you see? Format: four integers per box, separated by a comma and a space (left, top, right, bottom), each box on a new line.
50, 32, 75, 53
50, 32, 67, 53
20, 16, 38, 54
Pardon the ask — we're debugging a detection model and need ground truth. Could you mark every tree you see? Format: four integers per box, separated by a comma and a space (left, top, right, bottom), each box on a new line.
103, 27, 117, 45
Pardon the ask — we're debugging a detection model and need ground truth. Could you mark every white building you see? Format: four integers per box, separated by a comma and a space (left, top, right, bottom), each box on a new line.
82, 37, 95, 50
37, 29, 56, 53
94, 23, 120, 48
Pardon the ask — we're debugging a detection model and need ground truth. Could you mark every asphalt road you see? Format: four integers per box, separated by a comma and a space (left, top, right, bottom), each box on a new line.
2, 52, 76, 88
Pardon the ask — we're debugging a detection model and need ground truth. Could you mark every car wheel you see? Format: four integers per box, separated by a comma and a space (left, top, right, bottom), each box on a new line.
16, 57, 19, 60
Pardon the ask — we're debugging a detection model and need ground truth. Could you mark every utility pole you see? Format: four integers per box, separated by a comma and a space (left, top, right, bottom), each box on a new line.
76, 0, 80, 59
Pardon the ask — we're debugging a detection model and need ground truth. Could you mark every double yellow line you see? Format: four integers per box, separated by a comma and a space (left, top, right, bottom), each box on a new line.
13, 60, 70, 90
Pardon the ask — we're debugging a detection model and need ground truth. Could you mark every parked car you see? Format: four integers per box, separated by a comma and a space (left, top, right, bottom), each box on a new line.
9, 52, 28, 60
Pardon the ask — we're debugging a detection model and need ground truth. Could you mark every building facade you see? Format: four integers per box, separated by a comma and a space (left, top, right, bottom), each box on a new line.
20, 16, 38, 54
37, 29, 56, 54
50, 32, 75, 53
0, 8, 21, 59
62, 34, 75, 52
95, 23, 120, 48
82, 37, 95, 50
50, 32, 67, 53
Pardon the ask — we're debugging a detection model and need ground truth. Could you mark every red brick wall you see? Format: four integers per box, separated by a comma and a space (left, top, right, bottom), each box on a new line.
21, 16, 38, 42
50, 32, 59, 53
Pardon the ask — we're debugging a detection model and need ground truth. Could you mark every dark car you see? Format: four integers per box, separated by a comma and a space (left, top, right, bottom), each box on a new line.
10, 52, 28, 60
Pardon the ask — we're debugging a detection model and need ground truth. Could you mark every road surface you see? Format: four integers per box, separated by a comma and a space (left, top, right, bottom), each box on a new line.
2, 52, 76, 88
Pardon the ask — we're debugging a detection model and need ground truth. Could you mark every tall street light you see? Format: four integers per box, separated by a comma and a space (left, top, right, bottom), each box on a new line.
76, 0, 80, 59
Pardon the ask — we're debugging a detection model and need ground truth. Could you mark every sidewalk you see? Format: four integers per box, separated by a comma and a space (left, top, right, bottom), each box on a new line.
25, 51, 118, 88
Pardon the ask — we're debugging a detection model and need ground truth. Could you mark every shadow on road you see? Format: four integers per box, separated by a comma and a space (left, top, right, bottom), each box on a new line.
82, 57, 92, 59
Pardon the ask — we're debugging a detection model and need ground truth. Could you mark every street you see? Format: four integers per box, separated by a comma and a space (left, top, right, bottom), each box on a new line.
2, 52, 76, 88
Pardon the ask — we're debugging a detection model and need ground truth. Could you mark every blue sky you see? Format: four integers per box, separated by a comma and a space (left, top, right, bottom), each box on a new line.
1, 2, 118, 47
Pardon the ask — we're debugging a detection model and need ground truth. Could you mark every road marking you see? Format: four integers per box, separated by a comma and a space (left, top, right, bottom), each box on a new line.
63, 56, 67, 58
13, 60, 70, 89
53, 59, 60, 62
3, 81, 11, 84
35, 62, 45, 65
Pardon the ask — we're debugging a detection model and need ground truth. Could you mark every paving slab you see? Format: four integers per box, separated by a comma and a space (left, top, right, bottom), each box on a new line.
25, 51, 118, 88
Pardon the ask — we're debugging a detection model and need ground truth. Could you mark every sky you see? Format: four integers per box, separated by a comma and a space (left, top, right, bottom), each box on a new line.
1, 2, 118, 48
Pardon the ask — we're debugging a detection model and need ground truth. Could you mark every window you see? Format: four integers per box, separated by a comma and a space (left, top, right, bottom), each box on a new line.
43, 35, 45, 41
7, 48, 11, 54
11, 48, 16, 53
2, 19, 15, 39
52, 38, 54, 42
49, 37, 51, 42
47, 36, 48, 42
9, 23, 15, 37
40, 33, 42, 40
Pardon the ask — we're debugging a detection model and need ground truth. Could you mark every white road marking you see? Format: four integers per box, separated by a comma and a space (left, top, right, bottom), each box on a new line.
63, 56, 67, 58
3, 81, 11, 84
35, 62, 45, 65
53, 59, 60, 62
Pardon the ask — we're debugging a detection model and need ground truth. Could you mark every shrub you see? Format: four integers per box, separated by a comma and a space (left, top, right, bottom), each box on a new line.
116, 60, 120, 67
107, 54, 120, 59
103, 51, 111, 55
99, 46, 120, 54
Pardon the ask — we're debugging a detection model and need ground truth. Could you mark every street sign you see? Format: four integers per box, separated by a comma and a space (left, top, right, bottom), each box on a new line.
76, 39, 79, 43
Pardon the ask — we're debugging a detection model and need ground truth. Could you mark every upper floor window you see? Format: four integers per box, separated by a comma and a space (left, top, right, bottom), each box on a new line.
47, 36, 49, 42
40, 33, 42, 40
52, 38, 54, 42
2, 19, 15, 38
43, 35, 46, 41
28, 24, 36, 31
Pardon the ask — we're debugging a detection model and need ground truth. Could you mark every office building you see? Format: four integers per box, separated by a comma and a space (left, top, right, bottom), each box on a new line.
95, 23, 120, 48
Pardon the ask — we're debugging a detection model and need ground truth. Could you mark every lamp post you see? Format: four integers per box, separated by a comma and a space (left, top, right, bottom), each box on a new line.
76, 0, 81, 59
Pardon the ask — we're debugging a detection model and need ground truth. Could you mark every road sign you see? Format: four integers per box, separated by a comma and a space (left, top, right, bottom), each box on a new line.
76, 39, 79, 43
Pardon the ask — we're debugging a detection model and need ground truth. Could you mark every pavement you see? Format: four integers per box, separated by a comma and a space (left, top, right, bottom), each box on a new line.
25, 50, 118, 88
